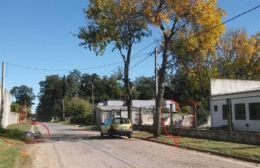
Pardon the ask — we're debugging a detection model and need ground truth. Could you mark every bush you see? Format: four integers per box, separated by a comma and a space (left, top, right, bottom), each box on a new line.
181, 106, 192, 114
66, 98, 93, 125
4, 129, 26, 141
10, 103, 19, 112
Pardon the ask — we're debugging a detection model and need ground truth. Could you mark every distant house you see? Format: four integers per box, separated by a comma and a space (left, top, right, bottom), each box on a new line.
96, 100, 177, 125
210, 78, 260, 132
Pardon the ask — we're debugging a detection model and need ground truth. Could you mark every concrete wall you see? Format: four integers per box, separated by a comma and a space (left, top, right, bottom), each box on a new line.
170, 128, 260, 145
1, 89, 19, 128
211, 91, 260, 132
133, 125, 260, 145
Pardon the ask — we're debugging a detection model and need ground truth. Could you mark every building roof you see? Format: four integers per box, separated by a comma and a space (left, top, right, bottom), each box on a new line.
98, 100, 176, 109
210, 78, 260, 96
96, 105, 138, 111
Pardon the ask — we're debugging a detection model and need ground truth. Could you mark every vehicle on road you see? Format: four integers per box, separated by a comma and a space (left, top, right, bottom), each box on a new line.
100, 117, 132, 138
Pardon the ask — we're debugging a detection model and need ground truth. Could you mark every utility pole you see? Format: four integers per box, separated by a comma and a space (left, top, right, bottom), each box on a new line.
0, 62, 5, 127
62, 99, 65, 121
170, 104, 173, 130
62, 75, 66, 121
91, 83, 95, 125
154, 48, 160, 137
154, 48, 158, 100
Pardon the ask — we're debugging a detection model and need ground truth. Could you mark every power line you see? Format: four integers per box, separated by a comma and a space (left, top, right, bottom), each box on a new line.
6, 61, 121, 72
181, 4, 260, 44
4, 40, 156, 73
103, 52, 153, 76
5, 4, 259, 73
131, 4, 260, 61
130, 54, 153, 69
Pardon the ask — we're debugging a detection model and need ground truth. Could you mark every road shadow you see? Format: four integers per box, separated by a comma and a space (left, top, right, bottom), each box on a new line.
62, 128, 100, 132
48, 133, 127, 142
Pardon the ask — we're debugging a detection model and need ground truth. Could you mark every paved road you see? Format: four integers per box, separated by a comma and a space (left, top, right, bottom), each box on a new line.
29, 123, 259, 168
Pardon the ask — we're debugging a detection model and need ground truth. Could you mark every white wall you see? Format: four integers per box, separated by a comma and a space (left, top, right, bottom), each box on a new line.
211, 91, 260, 132
211, 99, 228, 128
211, 78, 260, 96
1, 89, 19, 128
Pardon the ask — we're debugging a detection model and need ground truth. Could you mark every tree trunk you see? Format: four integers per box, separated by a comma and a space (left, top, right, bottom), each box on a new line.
154, 39, 169, 137
124, 46, 133, 122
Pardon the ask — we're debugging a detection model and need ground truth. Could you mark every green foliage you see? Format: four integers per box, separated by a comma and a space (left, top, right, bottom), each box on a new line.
10, 85, 35, 107
10, 103, 19, 112
181, 106, 192, 114
166, 30, 259, 115
1, 123, 34, 141
65, 70, 81, 98
215, 30, 260, 80
78, 0, 151, 119
3, 129, 26, 141
66, 98, 92, 125
135, 76, 155, 100
80, 73, 123, 102
78, 0, 149, 56
37, 75, 64, 121
197, 100, 210, 124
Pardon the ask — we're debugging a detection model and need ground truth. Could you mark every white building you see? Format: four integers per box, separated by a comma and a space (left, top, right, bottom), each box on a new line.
210, 79, 260, 132
96, 100, 177, 125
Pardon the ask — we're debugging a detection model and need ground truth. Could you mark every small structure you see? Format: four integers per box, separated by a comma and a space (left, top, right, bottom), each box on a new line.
210, 78, 260, 132
96, 105, 138, 124
96, 100, 177, 125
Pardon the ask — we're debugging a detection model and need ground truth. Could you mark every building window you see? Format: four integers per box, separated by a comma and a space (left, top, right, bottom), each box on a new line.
214, 105, 218, 112
235, 103, 246, 120
249, 103, 260, 120
115, 111, 121, 116
222, 104, 228, 120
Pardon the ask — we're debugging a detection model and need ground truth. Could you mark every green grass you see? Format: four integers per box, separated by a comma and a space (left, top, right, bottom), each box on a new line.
134, 131, 260, 162
0, 140, 20, 168
0, 124, 31, 168
1, 123, 35, 141
6, 123, 32, 132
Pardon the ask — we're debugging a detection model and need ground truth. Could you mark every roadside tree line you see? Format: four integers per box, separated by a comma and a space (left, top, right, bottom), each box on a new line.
77, 0, 259, 136
35, 70, 156, 123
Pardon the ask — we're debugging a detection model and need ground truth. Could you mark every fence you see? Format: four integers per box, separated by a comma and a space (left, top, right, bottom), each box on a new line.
132, 105, 198, 129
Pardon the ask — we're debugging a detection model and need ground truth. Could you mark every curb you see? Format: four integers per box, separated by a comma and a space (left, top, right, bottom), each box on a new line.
133, 136, 260, 164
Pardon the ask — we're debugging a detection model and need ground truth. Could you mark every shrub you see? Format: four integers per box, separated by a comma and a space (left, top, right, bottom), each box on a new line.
10, 103, 20, 112
181, 106, 192, 114
66, 98, 93, 125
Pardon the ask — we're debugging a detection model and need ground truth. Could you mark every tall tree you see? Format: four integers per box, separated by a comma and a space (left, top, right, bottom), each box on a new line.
37, 75, 63, 121
216, 30, 260, 80
10, 85, 35, 107
78, 0, 149, 121
135, 76, 155, 100
65, 69, 81, 98
143, 0, 225, 137
79, 73, 123, 102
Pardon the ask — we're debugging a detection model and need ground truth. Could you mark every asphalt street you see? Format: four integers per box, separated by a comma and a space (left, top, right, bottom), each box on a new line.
28, 123, 259, 168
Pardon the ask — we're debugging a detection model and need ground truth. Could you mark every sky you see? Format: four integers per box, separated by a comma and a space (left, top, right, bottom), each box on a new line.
0, 0, 259, 112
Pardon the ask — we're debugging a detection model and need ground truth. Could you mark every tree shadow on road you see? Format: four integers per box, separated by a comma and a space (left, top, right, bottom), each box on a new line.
48, 133, 126, 142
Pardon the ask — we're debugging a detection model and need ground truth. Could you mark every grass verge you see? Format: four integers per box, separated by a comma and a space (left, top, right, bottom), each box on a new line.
133, 131, 260, 163
0, 123, 34, 168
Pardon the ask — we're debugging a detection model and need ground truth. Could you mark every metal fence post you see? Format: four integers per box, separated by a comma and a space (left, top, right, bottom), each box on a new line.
170, 104, 173, 131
